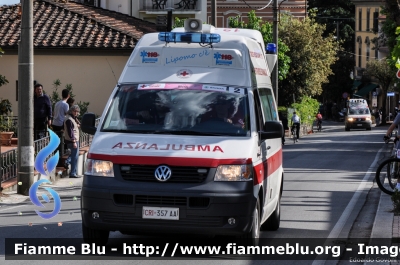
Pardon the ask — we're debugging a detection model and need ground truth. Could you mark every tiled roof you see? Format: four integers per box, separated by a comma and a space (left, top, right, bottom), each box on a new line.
0, 0, 157, 49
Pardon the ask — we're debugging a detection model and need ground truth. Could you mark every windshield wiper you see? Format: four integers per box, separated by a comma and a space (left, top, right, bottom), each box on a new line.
102, 129, 151, 133
153, 130, 225, 136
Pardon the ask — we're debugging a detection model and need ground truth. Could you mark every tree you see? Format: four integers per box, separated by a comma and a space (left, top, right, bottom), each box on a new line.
0, 48, 8, 88
394, 27, 400, 69
308, 0, 355, 103
308, 0, 355, 51
228, 10, 291, 81
383, 0, 400, 27
364, 58, 397, 125
278, 14, 341, 106
173, 17, 185, 28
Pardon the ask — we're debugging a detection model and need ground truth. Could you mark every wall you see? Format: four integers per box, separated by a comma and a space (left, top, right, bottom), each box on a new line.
0, 50, 131, 117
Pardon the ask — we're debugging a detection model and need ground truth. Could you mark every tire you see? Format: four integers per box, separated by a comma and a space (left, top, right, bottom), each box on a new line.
241, 198, 260, 239
375, 157, 400, 195
345, 126, 350, 131
261, 193, 281, 231
82, 223, 110, 245
366, 127, 371, 131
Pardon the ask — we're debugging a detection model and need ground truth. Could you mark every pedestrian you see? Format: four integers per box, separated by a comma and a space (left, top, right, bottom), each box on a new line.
34, 83, 52, 140
52, 89, 70, 162
291, 111, 301, 141
279, 112, 288, 145
64, 105, 81, 178
374, 109, 380, 126
52, 89, 70, 132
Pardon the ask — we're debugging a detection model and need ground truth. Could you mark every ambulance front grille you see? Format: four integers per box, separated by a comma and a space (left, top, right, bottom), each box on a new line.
120, 165, 209, 183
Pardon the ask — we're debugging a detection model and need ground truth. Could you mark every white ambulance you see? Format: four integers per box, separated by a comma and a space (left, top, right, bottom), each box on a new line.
80, 19, 284, 244
345, 98, 372, 131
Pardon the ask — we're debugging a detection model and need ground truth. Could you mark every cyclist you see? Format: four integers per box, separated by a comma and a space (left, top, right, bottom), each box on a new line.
316, 111, 323, 130
291, 111, 301, 142
385, 112, 400, 189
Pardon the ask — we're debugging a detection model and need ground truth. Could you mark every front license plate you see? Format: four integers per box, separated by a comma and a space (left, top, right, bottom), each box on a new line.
142, 206, 179, 220
357, 124, 362, 126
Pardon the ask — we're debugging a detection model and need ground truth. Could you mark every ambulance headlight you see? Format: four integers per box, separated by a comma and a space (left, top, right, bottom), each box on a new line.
347, 117, 354, 122
214, 165, 252, 181
85, 159, 114, 177
366, 117, 371, 121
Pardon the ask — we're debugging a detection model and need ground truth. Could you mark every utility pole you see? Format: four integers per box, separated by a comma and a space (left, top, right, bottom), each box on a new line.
272, 0, 279, 104
17, 0, 34, 195
166, 8, 173, 31
211, 0, 216, 26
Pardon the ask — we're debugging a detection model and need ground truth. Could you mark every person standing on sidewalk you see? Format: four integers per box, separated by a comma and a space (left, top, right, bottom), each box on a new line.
53, 89, 70, 165
64, 105, 81, 178
52, 89, 70, 132
34, 84, 52, 140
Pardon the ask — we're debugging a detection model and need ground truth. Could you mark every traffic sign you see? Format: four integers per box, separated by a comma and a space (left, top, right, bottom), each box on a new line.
397, 69, 400, 79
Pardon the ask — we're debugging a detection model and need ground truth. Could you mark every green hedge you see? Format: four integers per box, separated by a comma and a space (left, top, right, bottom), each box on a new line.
291, 97, 319, 126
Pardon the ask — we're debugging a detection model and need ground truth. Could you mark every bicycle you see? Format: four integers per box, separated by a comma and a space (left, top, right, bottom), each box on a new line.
375, 135, 400, 195
316, 119, 322, 132
291, 124, 298, 144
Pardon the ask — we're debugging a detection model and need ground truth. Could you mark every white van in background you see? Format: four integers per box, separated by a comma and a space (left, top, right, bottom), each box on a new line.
80, 19, 284, 244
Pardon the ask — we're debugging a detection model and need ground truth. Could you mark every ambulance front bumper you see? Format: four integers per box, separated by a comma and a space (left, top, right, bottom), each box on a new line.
81, 174, 257, 236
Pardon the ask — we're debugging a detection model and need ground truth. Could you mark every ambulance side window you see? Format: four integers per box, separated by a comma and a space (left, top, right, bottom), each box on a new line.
253, 90, 264, 133
258, 88, 277, 121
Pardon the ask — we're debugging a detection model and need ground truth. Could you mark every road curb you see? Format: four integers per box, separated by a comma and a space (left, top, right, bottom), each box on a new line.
365, 191, 393, 265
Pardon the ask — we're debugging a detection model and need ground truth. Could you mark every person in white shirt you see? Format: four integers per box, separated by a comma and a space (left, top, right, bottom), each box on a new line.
52, 89, 70, 166
52, 89, 70, 132
291, 111, 301, 141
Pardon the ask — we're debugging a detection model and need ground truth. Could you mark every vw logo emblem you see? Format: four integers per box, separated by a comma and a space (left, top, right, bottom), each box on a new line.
154, 165, 172, 182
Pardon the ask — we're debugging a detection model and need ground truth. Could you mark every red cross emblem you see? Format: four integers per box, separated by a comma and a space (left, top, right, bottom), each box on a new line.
177, 69, 192, 78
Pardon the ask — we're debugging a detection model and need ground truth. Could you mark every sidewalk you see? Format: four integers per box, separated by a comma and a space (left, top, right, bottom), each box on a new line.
0, 175, 83, 204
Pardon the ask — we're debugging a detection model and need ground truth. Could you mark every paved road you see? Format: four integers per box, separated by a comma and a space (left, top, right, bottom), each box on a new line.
0, 121, 390, 265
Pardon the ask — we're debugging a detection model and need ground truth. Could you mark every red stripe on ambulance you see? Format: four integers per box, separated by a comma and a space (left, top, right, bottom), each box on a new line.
253, 148, 282, 185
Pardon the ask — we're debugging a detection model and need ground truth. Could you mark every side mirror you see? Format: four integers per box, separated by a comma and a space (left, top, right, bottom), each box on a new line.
81, 113, 97, 135
260, 121, 283, 140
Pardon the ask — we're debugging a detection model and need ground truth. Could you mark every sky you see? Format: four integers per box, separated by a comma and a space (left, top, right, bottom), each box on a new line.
0, 0, 20, 5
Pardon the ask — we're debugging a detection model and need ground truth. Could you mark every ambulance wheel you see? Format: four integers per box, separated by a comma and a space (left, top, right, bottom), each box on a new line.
262, 194, 281, 231
345, 127, 350, 131
82, 223, 109, 245
366, 127, 371, 131
241, 198, 260, 239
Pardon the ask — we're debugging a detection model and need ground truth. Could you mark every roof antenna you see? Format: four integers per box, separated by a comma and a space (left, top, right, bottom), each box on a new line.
106, 57, 117, 84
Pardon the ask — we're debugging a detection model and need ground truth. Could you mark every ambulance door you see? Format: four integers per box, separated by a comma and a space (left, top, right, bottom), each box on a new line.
253, 89, 269, 212
257, 88, 281, 213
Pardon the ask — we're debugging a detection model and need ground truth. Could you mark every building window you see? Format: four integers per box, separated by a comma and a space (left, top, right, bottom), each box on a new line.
366, 39, 370, 61
359, 8, 362, 31
366, 8, 370, 31
373, 9, 379, 32
357, 36, 362, 67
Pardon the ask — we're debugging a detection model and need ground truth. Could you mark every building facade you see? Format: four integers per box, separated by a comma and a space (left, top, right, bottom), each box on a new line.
0, 0, 157, 116
350, 0, 392, 114
78, 0, 307, 28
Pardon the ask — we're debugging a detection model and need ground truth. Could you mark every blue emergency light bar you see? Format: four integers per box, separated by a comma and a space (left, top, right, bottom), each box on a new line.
266, 43, 277, 54
158, 32, 221, 44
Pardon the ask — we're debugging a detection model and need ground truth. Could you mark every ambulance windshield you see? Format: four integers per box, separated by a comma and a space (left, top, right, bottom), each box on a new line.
102, 84, 250, 136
